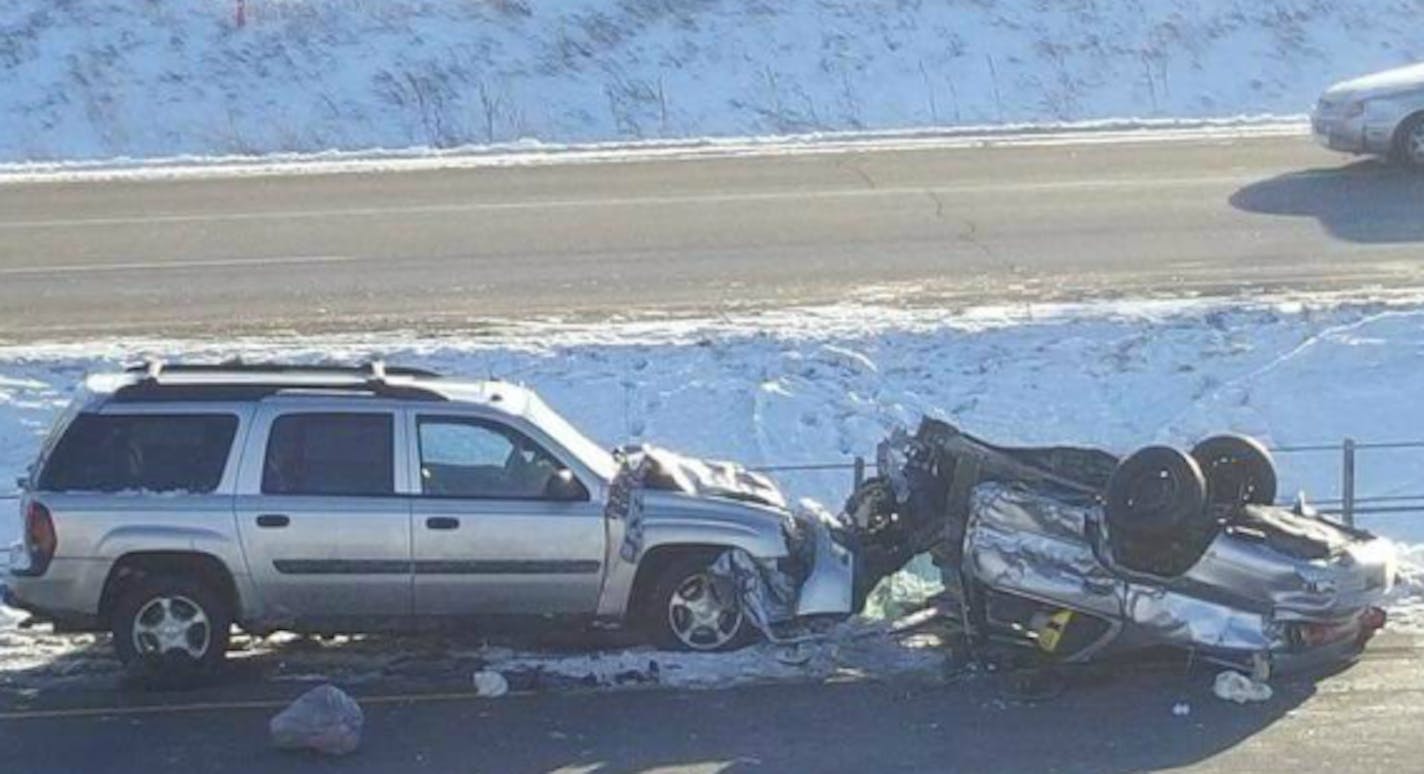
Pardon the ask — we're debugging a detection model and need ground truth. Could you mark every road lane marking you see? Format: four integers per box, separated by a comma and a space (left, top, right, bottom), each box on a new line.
0, 689, 527, 721
0, 172, 1288, 231
0, 255, 355, 277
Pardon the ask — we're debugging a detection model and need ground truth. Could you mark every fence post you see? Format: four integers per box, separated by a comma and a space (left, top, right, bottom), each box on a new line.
853, 455, 866, 490
1341, 438, 1357, 527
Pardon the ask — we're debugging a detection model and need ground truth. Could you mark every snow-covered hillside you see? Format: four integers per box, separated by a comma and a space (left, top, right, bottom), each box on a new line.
2, 0, 1421, 163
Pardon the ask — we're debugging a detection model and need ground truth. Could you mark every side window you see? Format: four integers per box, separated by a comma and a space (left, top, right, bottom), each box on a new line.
39, 413, 238, 494
417, 417, 565, 499
263, 413, 394, 496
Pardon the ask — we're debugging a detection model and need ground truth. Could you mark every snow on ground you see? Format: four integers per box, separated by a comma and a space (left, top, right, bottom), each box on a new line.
0, 0, 1419, 163
6, 292, 1424, 688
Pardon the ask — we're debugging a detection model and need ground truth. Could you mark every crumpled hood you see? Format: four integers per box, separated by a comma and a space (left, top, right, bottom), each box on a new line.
619, 444, 788, 509
1325, 62, 1424, 102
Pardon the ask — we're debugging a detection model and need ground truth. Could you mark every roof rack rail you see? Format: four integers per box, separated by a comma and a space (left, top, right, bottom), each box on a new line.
124, 359, 443, 379
113, 359, 448, 403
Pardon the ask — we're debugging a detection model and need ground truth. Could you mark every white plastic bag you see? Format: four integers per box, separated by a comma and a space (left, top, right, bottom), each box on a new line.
473, 670, 509, 698
1213, 670, 1273, 704
270, 684, 364, 756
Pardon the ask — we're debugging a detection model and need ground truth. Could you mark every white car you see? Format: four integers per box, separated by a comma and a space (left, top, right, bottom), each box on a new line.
1312, 63, 1424, 168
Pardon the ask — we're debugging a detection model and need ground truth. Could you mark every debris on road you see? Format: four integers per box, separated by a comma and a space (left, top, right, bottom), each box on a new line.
1213, 670, 1273, 704
1172, 702, 1192, 717
269, 684, 364, 756
474, 670, 509, 698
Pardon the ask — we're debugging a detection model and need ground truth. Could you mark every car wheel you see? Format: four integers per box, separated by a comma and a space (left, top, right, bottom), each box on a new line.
1191, 434, 1277, 509
645, 553, 753, 652
1393, 113, 1424, 170
111, 574, 231, 688
1105, 446, 1208, 536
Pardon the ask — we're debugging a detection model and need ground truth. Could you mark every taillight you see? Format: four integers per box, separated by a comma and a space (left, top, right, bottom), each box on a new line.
23, 501, 56, 576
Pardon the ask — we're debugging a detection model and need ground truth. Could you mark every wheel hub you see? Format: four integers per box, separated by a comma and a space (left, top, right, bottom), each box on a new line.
133, 595, 211, 659
668, 573, 742, 650
1409, 122, 1424, 164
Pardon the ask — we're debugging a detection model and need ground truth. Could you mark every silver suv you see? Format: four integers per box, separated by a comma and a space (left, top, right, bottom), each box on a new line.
5, 362, 854, 684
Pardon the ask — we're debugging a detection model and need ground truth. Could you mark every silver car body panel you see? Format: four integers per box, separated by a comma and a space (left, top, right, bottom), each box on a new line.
965, 482, 1392, 664
1313, 63, 1424, 156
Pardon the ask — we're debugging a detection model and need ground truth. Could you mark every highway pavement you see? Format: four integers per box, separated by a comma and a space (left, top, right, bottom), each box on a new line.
1, 133, 1421, 341
3, 632, 1421, 773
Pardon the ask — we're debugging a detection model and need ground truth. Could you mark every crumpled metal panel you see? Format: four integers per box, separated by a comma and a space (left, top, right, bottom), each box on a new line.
1121, 584, 1276, 652
966, 484, 1124, 620
965, 483, 1276, 654
604, 453, 652, 563
629, 444, 788, 509
710, 548, 798, 639
1183, 533, 1395, 622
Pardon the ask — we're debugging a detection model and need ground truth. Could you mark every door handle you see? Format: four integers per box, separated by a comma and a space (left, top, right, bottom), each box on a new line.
426, 516, 460, 530
256, 514, 290, 528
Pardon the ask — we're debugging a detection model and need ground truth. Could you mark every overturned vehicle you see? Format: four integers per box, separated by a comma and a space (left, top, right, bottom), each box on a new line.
842, 420, 1396, 673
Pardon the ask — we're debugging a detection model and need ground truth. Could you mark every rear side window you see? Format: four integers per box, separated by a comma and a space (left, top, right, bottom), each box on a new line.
39, 413, 238, 494
262, 413, 394, 496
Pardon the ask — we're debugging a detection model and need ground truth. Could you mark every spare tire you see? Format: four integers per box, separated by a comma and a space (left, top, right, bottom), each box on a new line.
1105, 446, 1208, 536
1191, 434, 1277, 509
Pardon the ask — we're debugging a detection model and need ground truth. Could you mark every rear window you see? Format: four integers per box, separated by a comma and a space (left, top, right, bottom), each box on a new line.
262, 413, 394, 496
39, 413, 239, 494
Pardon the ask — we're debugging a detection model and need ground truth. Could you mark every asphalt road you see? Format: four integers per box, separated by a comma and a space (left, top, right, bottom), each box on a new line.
3, 633, 1421, 773
2, 134, 1423, 341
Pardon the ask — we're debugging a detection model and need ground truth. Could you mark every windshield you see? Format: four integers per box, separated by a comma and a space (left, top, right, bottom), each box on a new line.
525, 393, 618, 483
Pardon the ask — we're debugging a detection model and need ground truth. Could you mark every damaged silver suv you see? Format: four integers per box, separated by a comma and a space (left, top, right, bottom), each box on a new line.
5, 362, 854, 683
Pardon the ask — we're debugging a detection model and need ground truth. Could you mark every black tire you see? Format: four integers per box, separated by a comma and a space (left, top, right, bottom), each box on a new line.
1393, 112, 1424, 170
1105, 446, 1208, 536
110, 574, 231, 689
642, 552, 754, 652
1191, 434, 1277, 509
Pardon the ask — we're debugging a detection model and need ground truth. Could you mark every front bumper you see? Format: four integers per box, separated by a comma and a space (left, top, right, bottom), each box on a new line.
1312, 110, 1369, 153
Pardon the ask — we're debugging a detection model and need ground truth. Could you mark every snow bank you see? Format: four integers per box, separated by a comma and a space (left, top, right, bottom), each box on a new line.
0, 0, 1418, 163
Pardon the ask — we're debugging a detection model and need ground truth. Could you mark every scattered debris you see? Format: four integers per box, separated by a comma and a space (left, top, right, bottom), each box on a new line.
270, 684, 364, 756
473, 670, 509, 698
1213, 670, 1273, 704
1172, 702, 1192, 716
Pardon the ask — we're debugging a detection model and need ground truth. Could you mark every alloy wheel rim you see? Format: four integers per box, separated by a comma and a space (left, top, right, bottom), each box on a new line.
132, 595, 211, 659
668, 573, 742, 650
1409, 122, 1424, 164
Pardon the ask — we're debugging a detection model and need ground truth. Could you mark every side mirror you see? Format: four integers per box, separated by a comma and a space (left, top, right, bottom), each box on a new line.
15, 475, 28, 491
544, 469, 590, 502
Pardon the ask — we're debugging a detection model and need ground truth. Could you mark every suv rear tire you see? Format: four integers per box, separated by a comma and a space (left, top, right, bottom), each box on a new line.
110, 574, 231, 688
643, 552, 755, 652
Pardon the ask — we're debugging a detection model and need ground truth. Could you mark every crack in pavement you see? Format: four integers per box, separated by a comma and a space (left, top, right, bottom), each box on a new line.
838, 157, 878, 189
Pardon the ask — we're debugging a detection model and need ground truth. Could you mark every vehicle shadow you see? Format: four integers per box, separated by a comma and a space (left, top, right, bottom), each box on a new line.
510, 654, 1325, 774
1229, 160, 1424, 244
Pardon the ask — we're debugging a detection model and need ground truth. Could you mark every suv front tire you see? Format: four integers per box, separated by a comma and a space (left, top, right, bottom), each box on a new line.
644, 552, 755, 652
110, 574, 231, 688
